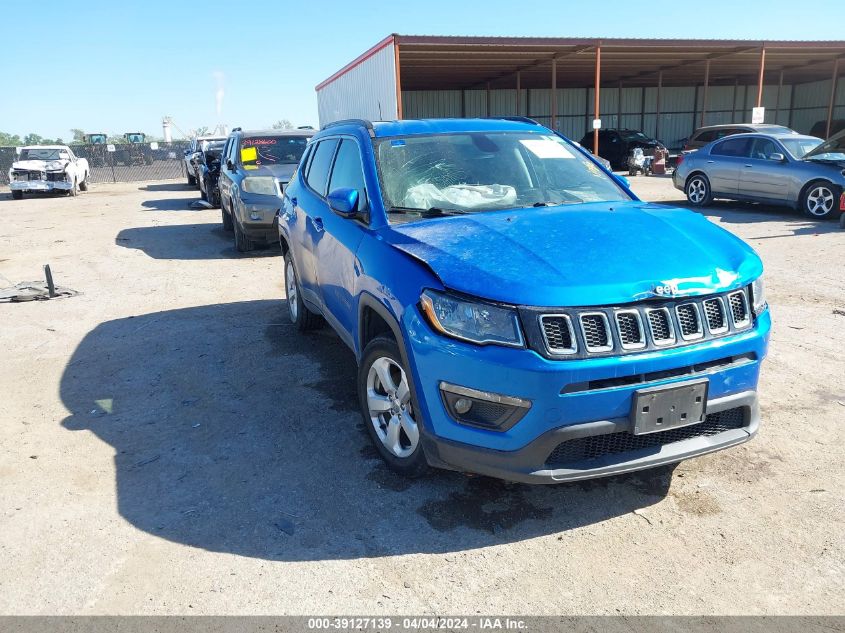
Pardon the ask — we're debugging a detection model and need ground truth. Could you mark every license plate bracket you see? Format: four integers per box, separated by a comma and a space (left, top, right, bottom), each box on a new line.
631, 379, 708, 435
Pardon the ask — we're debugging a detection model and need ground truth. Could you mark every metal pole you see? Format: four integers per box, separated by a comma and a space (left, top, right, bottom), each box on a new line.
700, 59, 710, 128
692, 84, 699, 134
394, 40, 403, 119
775, 70, 784, 124
551, 59, 557, 130
826, 58, 840, 138
756, 47, 767, 108
516, 71, 521, 116
486, 81, 491, 117
617, 81, 623, 130
640, 86, 646, 131
655, 70, 662, 141
461, 89, 466, 118
731, 78, 738, 122
593, 46, 601, 155
43, 264, 56, 298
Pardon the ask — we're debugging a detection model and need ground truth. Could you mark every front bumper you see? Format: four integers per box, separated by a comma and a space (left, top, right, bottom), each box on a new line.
236, 195, 280, 242
424, 391, 757, 484
9, 179, 72, 191
403, 307, 770, 484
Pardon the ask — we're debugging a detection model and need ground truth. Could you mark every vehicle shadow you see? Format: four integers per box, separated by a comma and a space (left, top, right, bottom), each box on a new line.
656, 198, 843, 237
60, 300, 674, 561
115, 223, 279, 259
140, 198, 200, 211
140, 182, 193, 193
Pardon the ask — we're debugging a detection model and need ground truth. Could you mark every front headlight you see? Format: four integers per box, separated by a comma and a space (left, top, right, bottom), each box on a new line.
242, 177, 278, 196
751, 276, 766, 315
420, 289, 524, 347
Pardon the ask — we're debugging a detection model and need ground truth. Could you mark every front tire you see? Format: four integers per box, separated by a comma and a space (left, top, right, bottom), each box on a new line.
283, 251, 322, 331
69, 178, 79, 197
187, 172, 196, 186
79, 175, 89, 191
12, 190, 23, 200
359, 335, 429, 477
801, 181, 840, 220
233, 215, 254, 252
686, 174, 713, 206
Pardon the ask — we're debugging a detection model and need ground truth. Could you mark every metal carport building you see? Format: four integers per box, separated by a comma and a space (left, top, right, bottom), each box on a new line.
316, 35, 845, 151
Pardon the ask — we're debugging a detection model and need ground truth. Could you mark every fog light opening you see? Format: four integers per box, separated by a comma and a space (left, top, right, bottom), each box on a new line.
439, 382, 531, 432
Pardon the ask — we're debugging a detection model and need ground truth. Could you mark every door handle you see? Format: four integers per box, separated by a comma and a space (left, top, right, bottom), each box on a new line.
310, 217, 324, 233
744, 164, 753, 168
706, 160, 715, 164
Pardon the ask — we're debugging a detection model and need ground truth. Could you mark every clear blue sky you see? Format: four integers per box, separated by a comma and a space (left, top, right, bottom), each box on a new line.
3, 0, 842, 140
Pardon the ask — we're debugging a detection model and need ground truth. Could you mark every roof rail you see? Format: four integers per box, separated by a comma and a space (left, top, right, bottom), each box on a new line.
231, 127, 242, 132
498, 116, 543, 126
321, 118, 374, 131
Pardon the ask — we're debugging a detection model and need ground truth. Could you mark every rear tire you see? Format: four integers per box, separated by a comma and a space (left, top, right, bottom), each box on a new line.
358, 335, 429, 478
11, 190, 22, 200
801, 181, 840, 220
284, 251, 322, 331
685, 174, 713, 207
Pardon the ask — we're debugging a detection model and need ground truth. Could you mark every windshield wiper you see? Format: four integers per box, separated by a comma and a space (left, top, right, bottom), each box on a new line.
388, 206, 470, 216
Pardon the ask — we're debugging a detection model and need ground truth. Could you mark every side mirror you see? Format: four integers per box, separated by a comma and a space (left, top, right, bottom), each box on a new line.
327, 187, 359, 217
770, 153, 786, 162
227, 159, 235, 171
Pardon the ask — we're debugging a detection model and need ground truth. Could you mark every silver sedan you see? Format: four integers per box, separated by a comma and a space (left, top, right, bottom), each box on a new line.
673, 130, 845, 220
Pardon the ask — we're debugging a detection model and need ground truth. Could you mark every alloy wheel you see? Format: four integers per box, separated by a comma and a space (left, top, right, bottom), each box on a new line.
806, 185, 835, 217
687, 177, 706, 204
286, 260, 298, 322
366, 356, 419, 458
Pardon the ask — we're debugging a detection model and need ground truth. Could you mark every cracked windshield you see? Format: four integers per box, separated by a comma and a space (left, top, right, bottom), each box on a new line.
377, 132, 629, 222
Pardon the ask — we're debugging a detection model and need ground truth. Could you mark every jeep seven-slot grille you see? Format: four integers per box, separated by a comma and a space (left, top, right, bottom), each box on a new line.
647, 309, 673, 342
532, 287, 754, 360
616, 312, 644, 347
580, 314, 610, 350
703, 298, 727, 332
541, 315, 575, 353
676, 304, 702, 338
546, 407, 746, 467
729, 292, 749, 325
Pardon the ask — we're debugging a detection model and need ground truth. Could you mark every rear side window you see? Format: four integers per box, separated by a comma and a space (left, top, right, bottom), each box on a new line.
711, 138, 752, 158
306, 139, 339, 196
328, 140, 367, 208
694, 130, 718, 143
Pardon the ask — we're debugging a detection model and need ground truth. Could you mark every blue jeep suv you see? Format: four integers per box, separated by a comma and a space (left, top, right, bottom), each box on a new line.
278, 118, 770, 483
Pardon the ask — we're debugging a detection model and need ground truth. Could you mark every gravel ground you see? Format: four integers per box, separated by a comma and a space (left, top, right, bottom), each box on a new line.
0, 178, 842, 615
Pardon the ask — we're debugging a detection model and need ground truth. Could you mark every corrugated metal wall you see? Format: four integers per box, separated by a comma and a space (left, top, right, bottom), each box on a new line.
317, 41, 398, 126
401, 78, 843, 148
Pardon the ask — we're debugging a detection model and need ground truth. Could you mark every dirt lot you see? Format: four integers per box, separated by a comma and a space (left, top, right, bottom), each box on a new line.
0, 178, 843, 615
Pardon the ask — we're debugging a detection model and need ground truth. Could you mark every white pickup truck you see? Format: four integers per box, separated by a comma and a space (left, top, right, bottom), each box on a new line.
8, 145, 90, 199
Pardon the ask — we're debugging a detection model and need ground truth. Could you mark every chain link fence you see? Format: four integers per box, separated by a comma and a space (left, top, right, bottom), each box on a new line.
0, 141, 194, 186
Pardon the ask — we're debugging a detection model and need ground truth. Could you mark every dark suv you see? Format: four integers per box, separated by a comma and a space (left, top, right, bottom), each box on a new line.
579, 129, 663, 169
218, 128, 314, 252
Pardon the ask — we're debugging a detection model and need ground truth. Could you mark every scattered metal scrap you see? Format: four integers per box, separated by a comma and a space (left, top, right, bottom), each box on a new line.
0, 265, 78, 303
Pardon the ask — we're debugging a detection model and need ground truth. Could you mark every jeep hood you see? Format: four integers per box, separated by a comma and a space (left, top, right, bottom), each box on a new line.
249, 163, 297, 183
381, 201, 762, 307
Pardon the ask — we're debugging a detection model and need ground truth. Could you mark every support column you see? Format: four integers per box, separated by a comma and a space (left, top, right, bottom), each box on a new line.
617, 80, 623, 130
460, 89, 466, 118
394, 41, 403, 119
551, 58, 558, 130
593, 46, 601, 155
486, 82, 491, 117
826, 58, 840, 138
700, 59, 711, 128
756, 47, 767, 108
516, 71, 522, 116
775, 70, 784, 124
640, 86, 646, 131
731, 78, 738, 122
655, 70, 662, 141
